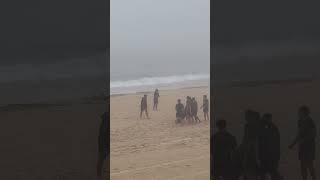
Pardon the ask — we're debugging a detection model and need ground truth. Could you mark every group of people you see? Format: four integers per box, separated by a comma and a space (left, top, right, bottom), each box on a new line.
212, 106, 317, 180
175, 95, 209, 124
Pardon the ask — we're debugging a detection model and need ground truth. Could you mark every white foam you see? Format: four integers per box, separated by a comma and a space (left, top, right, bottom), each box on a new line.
110, 74, 210, 88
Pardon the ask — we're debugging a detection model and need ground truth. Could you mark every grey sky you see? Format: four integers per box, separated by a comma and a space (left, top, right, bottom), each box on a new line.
110, 0, 210, 75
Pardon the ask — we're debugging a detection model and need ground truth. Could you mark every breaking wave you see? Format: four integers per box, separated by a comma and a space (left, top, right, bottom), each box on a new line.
110, 74, 209, 88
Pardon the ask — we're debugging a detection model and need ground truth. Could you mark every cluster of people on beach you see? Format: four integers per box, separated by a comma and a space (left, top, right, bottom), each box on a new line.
212, 106, 316, 180
175, 95, 209, 124
139, 89, 210, 124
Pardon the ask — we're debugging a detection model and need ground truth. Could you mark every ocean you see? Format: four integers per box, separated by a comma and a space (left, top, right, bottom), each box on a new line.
0, 54, 107, 105
0, 52, 210, 105
110, 52, 210, 95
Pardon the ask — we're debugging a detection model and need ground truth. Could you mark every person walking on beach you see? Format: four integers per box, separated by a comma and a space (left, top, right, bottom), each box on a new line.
175, 99, 185, 123
191, 97, 201, 123
212, 119, 238, 180
258, 113, 282, 180
289, 106, 317, 180
97, 111, 109, 178
185, 96, 193, 123
140, 94, 149, 119
153, 89, 160, 111
200, 95, 209, 121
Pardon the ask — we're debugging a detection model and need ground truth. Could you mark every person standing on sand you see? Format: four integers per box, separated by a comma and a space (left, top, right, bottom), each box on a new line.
289, 106, 317, 180
153, 89, 160, 111
191, 97, 201, 123
97, 111, 109, 178
140, 94, 149, 119
200, 95, 209, 121
175, 99, 185, 123
240, 110, 260, 180
185, 96, 193, 123
258, 113, 282, 180
212, 119, 238, 180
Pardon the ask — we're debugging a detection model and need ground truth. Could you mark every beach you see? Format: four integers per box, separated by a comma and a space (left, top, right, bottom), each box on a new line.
0, 98, 106, 180
110, 87, 210, 180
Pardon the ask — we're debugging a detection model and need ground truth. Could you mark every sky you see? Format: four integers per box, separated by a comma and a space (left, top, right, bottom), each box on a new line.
211, 1, 320, 46
110, 0, 210, 77
1, 0, 320, 65
0, 0, 108, 63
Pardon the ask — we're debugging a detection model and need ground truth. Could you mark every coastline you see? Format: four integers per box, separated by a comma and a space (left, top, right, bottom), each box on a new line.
110, 86, 210, 180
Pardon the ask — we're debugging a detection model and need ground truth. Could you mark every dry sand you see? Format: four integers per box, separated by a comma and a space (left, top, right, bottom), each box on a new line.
2, 78, 318, 180
110, 87, 210, 180
213, 79, 320, 180
0, 99, 106, 180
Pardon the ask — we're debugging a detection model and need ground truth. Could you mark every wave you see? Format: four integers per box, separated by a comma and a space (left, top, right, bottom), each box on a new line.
110, 74, 210, 88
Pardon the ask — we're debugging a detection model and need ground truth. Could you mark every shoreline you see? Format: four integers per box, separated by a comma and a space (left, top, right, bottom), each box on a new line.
110, 85, 210, 97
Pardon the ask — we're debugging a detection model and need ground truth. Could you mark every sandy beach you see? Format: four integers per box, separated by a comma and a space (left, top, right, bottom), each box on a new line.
0, 98, 106, 180
110, 87, 210, 180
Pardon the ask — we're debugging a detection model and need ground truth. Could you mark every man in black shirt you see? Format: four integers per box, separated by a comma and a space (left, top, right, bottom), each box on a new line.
289, 106, 317, 180
258, 113, 282, 180
212, 119, 238, 180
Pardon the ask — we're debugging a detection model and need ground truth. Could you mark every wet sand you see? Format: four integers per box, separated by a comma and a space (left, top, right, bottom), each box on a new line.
110, 87, 210, 180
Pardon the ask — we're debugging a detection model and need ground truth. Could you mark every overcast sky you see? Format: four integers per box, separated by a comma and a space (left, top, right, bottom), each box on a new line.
110, 0, 210, 72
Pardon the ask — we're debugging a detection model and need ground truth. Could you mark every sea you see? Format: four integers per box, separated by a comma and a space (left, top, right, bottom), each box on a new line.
110, 55, 210, 95
0, 53, 210, 105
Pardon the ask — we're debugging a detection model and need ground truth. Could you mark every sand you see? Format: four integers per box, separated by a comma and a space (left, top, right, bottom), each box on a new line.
3, 78, 318, 180
213, 79, 320, 180
110, 87, 210, 180
0, 99, 106, 180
